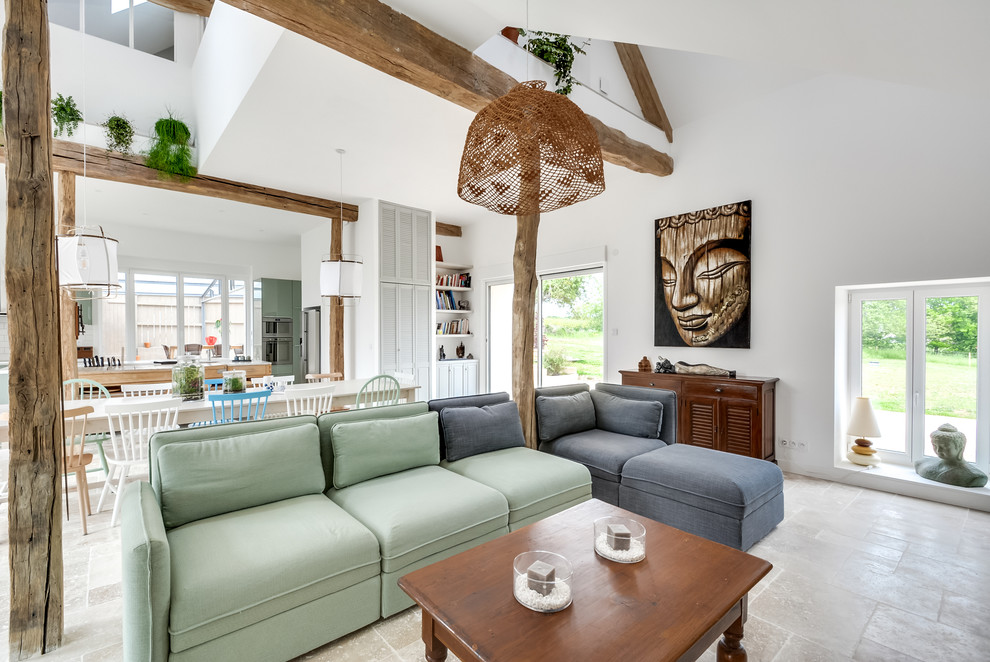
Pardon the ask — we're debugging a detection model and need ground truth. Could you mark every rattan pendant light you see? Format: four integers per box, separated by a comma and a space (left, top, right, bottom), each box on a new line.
456, 78, 605, 451
457, 80, 605, 215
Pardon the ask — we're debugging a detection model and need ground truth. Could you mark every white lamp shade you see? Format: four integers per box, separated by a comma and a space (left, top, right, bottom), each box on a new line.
847, 396, 881, 438
57, 234, 119, 289
320, 257, 363, 298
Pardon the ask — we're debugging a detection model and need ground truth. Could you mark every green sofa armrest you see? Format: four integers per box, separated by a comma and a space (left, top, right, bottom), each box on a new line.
121, 481, 171, 662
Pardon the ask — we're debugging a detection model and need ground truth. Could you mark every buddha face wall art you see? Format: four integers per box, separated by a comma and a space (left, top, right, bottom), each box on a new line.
655, 201, 751, 348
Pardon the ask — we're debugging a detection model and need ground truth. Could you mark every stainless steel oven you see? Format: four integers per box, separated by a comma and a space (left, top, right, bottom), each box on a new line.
263, 337, 293, 365
263, 316, 293, 338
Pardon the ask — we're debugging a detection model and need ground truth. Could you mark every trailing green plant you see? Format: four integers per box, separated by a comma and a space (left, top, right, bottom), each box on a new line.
101, 113, 135, 154
519, 30, 589, 95
51, 93, 84, 137
145, 113, 197, 180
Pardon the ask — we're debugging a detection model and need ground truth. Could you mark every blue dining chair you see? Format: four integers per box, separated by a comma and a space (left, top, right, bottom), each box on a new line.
208, 390, 270, 424
204, 378, 225, 393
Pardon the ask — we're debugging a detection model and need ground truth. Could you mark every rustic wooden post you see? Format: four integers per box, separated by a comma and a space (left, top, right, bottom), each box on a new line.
4, 0, 66, 656
328, 215, 345, 376
511, 213, 540, 449
58, 172, 78, 384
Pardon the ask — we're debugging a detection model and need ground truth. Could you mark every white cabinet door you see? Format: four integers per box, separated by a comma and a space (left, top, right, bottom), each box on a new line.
435, 362, 451, 399
463, 360, 479, 396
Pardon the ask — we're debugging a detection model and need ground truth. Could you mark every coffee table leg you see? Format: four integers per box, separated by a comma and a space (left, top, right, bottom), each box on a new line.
716, 609, 747, 661
422, 612, 448, 662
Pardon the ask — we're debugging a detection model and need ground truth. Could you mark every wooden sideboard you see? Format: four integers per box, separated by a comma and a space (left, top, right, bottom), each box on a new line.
619, 370, 778, 461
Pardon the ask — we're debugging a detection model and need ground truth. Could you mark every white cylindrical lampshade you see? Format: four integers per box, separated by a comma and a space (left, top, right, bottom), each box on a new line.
847, 396, 881, 438
320, 256, 363, 298
57, 234, 119, 289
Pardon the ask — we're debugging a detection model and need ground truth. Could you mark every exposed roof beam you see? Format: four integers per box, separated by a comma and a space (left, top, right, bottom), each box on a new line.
614, 42, 673, 143
150, 0, 214, 17
436, 221, 463, 237
0, 141, 359, 222
224, 0, 673, 177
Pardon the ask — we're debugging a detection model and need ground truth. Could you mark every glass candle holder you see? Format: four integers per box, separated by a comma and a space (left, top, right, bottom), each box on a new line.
593, 516, 646, 563
222, 369, 246, 393
512, 551, 573, 612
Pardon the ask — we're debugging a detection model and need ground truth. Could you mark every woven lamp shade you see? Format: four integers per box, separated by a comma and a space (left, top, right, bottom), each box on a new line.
458, 80, 605, 215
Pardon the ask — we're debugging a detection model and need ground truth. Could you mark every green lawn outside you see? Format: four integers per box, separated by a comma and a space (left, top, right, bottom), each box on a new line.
862, 352, 977, 419
543, 317, 603, 381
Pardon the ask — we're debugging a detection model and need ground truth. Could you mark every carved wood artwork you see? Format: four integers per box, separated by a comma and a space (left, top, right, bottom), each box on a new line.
655, 201, 751, 348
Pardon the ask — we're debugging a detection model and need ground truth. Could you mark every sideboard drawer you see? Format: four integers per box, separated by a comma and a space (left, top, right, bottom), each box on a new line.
684, 381, 757, 401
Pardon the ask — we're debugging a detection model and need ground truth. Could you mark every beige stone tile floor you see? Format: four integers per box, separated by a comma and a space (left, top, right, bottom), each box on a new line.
1, 471, 989, 661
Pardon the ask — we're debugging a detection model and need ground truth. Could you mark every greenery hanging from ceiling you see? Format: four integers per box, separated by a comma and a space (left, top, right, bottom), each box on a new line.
101, 113, 135, 154
145, 113, 197, 180
52, 93, 84, 137
519, 30, 589, 96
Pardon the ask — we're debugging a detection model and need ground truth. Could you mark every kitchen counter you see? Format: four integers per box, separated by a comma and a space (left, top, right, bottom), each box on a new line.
78, 361, 272, 393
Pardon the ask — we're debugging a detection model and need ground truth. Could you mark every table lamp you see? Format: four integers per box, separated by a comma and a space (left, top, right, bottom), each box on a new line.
847, 396, 881, 466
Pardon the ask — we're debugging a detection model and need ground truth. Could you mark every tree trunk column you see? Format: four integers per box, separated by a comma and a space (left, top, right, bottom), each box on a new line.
58, 172, 78, 384
511, 213, 540, 449
5, 0, 65, 657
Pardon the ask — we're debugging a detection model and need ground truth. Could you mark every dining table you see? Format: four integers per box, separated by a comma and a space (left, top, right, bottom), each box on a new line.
0, 378, 420, 444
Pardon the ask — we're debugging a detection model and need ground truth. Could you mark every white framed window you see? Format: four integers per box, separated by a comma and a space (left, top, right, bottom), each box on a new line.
848, 282, 990, 472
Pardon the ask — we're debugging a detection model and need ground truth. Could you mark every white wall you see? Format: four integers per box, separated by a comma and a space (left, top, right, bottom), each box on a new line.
50, 23, 195, 139
349, 199, 382, 380
465, 72, 990, 484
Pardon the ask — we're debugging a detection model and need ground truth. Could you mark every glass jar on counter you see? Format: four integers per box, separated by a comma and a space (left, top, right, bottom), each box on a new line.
223, 369, 246, 393
172, 355, 204, 401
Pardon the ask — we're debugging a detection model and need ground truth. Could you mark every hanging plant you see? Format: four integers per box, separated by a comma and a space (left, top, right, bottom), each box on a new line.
52, 93, 84, 137
101, 113, 135, 154
145, 113, 197, 180
519, 30, 589, 96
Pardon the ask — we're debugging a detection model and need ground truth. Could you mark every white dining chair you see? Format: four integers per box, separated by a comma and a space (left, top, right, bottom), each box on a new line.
97, 398, 180, 527
284, 383, 335, 416
121, 382, 173, 398
250, 375, 296, 389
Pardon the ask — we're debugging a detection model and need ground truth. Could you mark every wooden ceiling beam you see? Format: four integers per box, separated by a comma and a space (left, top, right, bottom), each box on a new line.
149, 0, 214, 17
436, 221, 462, 237
0, 141, 359, 222
614, 42, 673, 143
224, 0, 673, 177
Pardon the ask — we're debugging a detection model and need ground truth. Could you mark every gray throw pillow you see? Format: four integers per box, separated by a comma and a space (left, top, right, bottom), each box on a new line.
440, 401, 526, 462
591, 390, 662, 439
535, 391, 596, 443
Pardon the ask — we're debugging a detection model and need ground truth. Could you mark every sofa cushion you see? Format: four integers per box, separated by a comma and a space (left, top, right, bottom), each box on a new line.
155, 423, 325, 529
621, 445, 784, 518
591, 390, 662, 439
439, 401, 526, 461
328, 465, 508, 573
536, 391, 596, 443
330, 411, 440, 489
317, 403, 430, 488
539, 429, 665, 483
595, 383, 677, 444
442, 447, 591, 526
166, 494, 380, 653
428, 392, 511, 460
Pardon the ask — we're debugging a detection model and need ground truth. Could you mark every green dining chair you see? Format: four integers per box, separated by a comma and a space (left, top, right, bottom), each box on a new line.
62, 378, 112, 477
355, 374, 401, 408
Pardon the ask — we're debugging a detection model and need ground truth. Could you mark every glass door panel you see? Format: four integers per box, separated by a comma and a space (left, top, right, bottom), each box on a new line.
134, 273, 176, 361
487, 282, 513, 394
923, 296, 978, 461
95, 273, 127, 359
859, 298, 908, 453
184, 277, 222, 357
228, 280, 247, 357
539, 271, 604, 387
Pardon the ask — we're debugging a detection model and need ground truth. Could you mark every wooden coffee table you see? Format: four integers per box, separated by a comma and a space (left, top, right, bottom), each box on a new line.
398, 499, 772, 662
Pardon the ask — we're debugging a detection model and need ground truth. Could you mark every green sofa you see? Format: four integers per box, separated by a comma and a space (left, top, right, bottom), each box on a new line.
121, 397, 591, 662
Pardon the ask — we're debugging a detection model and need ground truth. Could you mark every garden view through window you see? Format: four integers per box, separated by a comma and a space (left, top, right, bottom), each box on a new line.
853, 285, 987, 469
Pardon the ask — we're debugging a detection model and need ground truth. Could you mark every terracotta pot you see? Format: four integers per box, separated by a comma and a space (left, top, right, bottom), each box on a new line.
143, 342, 151, 348
501, 26, 520, 44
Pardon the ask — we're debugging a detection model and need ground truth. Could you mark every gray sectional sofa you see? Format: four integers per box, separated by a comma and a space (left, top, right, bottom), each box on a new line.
121, 395, 591, 662
535, 382, 784, 551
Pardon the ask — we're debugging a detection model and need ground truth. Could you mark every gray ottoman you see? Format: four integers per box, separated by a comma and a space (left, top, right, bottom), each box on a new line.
618, 444, 783, 551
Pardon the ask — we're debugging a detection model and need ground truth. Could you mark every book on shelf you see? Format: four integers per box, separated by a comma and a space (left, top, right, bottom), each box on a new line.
435, 272, 471, 288
436, 318, 470, 335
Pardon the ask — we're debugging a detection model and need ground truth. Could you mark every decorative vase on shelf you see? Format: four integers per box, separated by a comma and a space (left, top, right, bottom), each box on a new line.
172, 356, 204, 401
